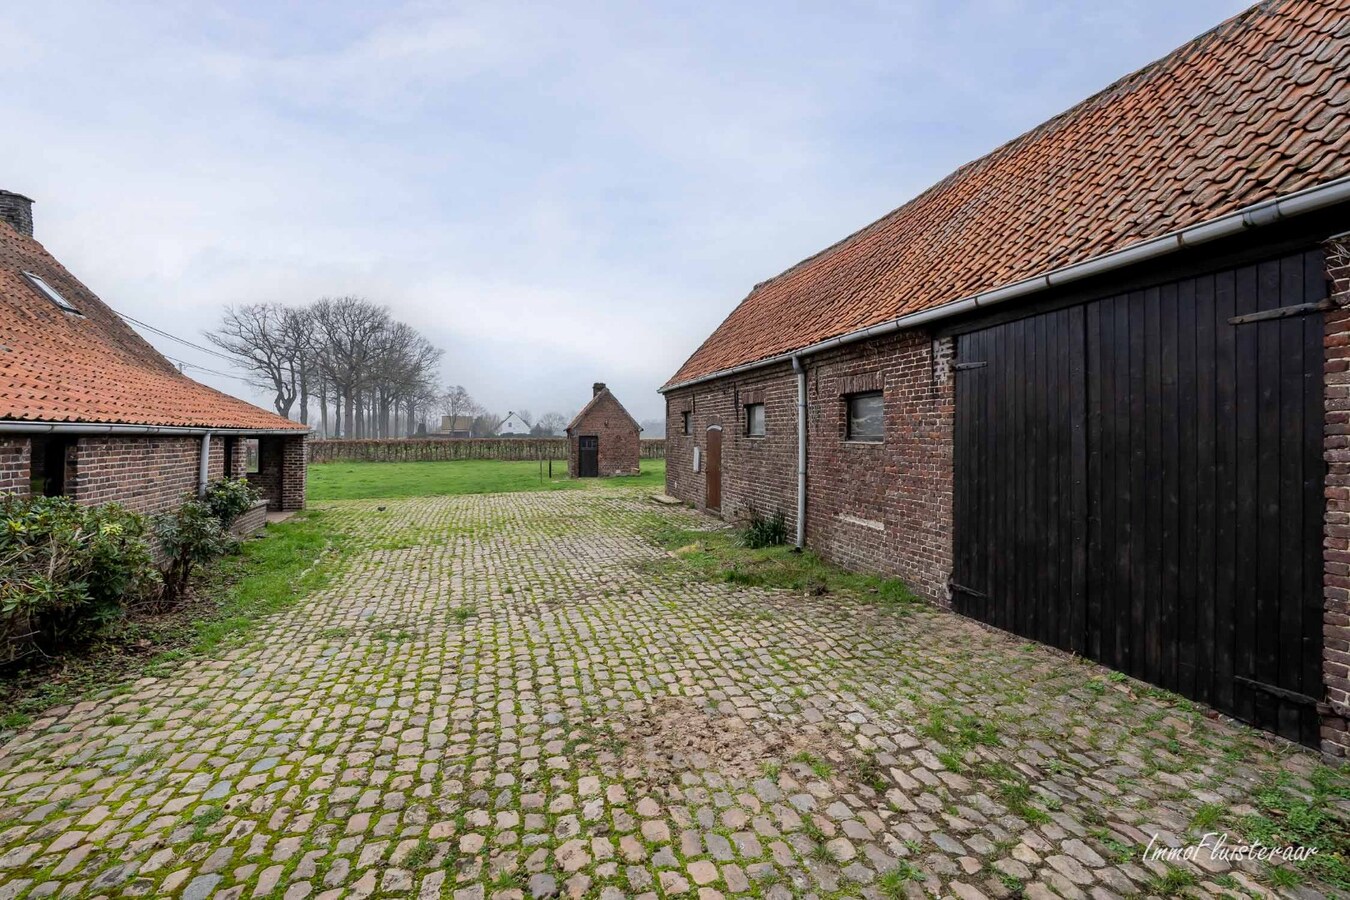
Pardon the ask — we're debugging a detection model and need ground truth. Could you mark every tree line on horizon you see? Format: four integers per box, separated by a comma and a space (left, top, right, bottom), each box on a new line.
205, 297, 570, 439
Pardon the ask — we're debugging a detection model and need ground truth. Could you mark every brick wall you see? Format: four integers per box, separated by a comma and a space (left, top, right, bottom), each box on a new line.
67, 436, 222, 516
665, 363, 800, 530
281, 435, 307, 510
568, 393, 641, 477
230, 500, 269, 538
806, 332, 955, 603
1323, 235, 1350, 758
0, 432, 307, 515
0, 437, 31, 498
247, 434, 308, 510
249, 439, 282, 510
664, 329, 955, 602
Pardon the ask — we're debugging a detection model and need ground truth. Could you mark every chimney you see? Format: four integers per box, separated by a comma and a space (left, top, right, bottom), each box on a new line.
0, 191, 34, 237
593, 382, 607, 397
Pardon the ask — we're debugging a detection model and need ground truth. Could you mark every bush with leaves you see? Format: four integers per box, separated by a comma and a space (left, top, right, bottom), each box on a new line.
203, 477, 260, 527
738, 507, 789, 549
0, 496, 158, 665
154, 500, 235, 604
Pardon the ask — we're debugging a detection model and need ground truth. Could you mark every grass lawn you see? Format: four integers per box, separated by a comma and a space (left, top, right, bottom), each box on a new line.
640, 515, 921, 608
308, 457, 667, 501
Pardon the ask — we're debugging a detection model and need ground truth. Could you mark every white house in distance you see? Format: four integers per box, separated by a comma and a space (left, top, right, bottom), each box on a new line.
497, 412, 531, 436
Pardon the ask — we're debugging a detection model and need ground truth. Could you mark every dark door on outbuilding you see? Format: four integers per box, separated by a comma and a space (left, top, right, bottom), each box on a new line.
952, 249, 1327, 746
578, 436, 599, 477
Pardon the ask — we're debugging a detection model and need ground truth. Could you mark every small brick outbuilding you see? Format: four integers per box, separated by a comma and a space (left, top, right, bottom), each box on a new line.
567, 383, 641, 478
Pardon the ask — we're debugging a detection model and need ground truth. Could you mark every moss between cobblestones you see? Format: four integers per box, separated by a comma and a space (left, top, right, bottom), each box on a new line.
4, 489, 1350, 899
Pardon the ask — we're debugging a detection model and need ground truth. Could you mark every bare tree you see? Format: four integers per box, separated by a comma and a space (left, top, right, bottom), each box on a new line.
209, 295, 446, 439
438, 385, 478, 430
470, 413, 498, 437
205, 303, 311, 419
311, 297, 390, 438
534, 412, 568, 436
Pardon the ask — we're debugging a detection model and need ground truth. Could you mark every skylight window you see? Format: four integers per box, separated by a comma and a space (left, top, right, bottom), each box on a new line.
22, 271, 80, 314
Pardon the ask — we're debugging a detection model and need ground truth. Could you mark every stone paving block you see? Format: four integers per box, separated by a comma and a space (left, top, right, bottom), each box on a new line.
0, 489, 1341, 899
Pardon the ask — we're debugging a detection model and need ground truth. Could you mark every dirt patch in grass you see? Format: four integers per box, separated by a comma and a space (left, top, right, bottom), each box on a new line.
610, 695, 841, 782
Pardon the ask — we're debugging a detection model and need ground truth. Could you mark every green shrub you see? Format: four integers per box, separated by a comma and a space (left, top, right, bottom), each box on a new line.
203, 477, 260, 527
739, 508, 789, 549
154, 500, 234, 603
0, 496, 158, 664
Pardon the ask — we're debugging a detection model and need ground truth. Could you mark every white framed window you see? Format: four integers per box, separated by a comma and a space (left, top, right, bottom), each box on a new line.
846, 392, 883, 442
22, 271, 80, 314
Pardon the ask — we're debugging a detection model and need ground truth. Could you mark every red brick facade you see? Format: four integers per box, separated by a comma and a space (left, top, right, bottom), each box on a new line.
1322, 236, 1350, 758
0, 432, 307, 515
241, 434, 307, 511
0, 437, 30, 497
568, 390, 641, 478
665, 329, 955, 603
68, 436, 220, 514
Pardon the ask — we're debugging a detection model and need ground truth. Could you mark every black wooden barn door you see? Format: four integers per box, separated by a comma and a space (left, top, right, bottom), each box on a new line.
952, 250, 1327, 746
578, 436, 599, 477
952, 306, 1089, 653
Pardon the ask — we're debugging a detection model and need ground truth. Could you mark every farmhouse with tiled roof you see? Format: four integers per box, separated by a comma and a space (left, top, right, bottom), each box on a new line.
0, 190, 308, 515
662, 0, 1350, 753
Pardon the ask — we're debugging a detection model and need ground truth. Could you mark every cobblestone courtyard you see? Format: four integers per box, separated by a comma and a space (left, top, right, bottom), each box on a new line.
0, 487, 1344, 899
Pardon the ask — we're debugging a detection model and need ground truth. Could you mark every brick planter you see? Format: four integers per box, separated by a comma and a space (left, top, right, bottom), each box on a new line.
230, 500, 269, 538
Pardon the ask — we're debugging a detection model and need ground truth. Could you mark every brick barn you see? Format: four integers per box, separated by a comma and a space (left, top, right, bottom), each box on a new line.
662, 0, 1350, 754
0, 190, 308, 516
567, 383, 641, 477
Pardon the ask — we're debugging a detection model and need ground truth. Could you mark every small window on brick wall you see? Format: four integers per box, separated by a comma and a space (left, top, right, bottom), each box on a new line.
745, 403, 765, 437
242, 438, 261, 474
681, 411, 691, 435
846, 391, 884, 442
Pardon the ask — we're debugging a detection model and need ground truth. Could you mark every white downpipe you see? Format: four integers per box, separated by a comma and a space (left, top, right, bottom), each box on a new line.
658, 174, 1350, 394
792, 355, 807, 549
197, 432, 213, 498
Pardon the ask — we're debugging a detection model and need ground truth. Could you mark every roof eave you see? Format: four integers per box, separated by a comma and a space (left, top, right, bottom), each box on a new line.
0, 419, 312, 436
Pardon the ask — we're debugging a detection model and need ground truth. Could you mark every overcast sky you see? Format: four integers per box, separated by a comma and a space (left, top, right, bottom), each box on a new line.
4, 0, 1248, 424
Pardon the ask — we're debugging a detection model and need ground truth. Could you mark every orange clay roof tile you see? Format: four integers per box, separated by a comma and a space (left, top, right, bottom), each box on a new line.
0, 223, 305, 431
665, 0, 1350, 387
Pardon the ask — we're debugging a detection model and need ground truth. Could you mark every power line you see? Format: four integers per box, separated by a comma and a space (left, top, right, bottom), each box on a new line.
112, 307, 243, 365
162, 354, 253, 383
109, 306, 260, 385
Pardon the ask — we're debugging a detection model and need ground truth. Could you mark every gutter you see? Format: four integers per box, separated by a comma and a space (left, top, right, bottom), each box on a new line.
792, 355, 806, 549
0, 421, 310, 437
659, 173, 1350, 393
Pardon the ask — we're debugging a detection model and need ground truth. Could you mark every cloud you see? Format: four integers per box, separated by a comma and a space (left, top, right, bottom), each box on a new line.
0, 0, 1249, 422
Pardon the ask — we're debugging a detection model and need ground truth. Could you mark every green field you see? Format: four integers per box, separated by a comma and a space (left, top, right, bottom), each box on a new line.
309, 457, 666, 501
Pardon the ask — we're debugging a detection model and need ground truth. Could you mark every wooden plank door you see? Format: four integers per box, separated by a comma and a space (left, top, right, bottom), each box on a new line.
578, 436, 599, 477
706, 426, 722, 511
952, 249, 1327, 746
952, 305, 1088, 653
